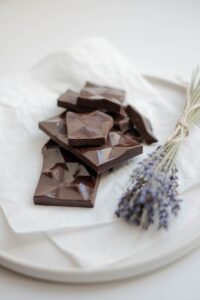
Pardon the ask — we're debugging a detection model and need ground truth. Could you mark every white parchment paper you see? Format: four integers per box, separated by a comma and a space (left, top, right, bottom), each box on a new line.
0, 38, 200, 268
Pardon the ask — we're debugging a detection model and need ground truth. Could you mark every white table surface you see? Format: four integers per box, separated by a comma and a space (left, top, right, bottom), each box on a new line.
0, 0, 200, 299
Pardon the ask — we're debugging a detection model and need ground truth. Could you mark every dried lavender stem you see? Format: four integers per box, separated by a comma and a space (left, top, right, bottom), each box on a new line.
116, 67, 200, 229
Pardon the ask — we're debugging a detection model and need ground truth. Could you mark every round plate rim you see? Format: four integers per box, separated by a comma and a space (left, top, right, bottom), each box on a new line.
0, 75, 199, 283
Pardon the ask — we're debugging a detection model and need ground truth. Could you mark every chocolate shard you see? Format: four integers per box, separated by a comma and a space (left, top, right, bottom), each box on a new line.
114, 115, 130, 133
39, 112, 143, 174
125, 127, 143, 143
109, 108, 131, 133
34, 140, 100, 207
78, 82, 125, 113
66, 110, 114, 147
57, 90, 93, 112
125, 105, 158, 144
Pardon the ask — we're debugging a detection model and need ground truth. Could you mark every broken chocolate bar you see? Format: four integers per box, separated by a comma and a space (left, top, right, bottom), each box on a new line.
78, 82, 125, 113
125, 105, 158, 144
39, 112, 143, 174
109, 109, 130, 133
57, 90, 93, 112
126, 126, 143, 143
34, 140, 100, 207
66, 110, 113, 147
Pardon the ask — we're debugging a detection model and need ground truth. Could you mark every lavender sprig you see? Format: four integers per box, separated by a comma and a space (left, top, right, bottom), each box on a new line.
116, 67, 200, 229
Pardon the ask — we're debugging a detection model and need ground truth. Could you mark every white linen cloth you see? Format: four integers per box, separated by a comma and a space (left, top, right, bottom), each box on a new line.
0, 37, 200, 268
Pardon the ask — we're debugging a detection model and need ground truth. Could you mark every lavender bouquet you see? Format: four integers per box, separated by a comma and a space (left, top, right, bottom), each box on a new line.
116, 68, 200, 229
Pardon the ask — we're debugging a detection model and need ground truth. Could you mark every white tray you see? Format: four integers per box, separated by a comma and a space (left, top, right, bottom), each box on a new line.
1, 75, 200, 283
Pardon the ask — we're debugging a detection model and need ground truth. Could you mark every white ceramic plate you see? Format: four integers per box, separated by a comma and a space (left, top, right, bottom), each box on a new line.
1, 75, 200, 283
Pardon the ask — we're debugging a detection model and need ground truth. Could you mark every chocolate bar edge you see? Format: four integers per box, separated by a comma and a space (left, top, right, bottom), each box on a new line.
39, 122, 143, 174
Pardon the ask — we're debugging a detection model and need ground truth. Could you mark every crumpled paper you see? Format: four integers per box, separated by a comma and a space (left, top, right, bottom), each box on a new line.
0, 37, 200, 268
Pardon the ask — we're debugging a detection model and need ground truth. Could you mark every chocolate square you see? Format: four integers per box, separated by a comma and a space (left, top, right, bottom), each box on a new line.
66, 110, 113, 147
34, 140, 100, 207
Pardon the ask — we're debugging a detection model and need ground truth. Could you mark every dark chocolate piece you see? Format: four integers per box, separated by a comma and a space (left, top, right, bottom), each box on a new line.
125, 105, 158, 144
125, 127, 143, 143
109, 110, 130, 133
34, 140, 100, 207
66, 110, 113, 147
78, 82, 125, 113
39, 112, 143, 174
57, 90, 93, 112
117, 116, 130, 133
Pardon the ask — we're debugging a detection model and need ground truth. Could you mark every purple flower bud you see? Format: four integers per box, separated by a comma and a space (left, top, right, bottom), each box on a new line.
115, 145, 182, 230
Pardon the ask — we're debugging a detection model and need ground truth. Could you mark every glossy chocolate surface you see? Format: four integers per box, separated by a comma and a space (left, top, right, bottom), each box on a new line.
110, 110, 130, 133
57, 90, 93, 112
125, 126, 143, 143
125, 105, 158, 144
66, 110, 113, 147
34, 140, 100, 207
39, 112, 143, 174
78, 82, 125, 113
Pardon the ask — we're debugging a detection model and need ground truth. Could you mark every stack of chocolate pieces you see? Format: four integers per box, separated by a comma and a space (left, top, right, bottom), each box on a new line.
34, 82, 158, 208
